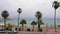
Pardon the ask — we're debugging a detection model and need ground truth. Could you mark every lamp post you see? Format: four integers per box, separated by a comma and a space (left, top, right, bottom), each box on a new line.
52, 1, 60, 32
17, 8, 22, 30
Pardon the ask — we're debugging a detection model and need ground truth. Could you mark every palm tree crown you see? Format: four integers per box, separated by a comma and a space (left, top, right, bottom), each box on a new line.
36, 20, 44, 25
35, 11, 42, 20
53, 1, 59, 9
1, 10, 9, 18
17, 8, 22, 14
31, 21, 37, 25
20, 19, 27, 24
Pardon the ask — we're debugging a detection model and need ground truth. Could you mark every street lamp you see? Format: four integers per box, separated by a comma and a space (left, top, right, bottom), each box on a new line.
52, 1, 60, 32
17, 8, 22, 30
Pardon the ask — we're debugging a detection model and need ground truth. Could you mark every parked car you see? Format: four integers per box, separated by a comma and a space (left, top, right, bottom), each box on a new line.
0, 29, 6, 33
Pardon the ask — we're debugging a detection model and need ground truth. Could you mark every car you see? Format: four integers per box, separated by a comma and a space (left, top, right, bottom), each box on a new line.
0, 29, 6, 33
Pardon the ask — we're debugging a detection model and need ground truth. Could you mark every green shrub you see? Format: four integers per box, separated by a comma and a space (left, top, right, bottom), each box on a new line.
19, 28, 21, 31
27, 28, 30, 31
15, 28, 17, 30
15, 28, 21, 31
38, 28, 42, 32
32, 29, 33, 31
6, 27, 9, 30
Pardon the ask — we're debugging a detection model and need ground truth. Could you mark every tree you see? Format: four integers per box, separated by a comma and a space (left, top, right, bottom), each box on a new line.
17, 8, 22, 30
35, 11, 42, 31
31, 21, 37, 31
36, 19, 44, 31
1, 10, 9, 29
52, 1, 59, 9
36, 20, 44, 25
20, 19, 27, 31
52, 1, 60, 32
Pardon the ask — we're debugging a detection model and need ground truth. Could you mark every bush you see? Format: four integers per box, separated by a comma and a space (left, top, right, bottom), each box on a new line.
15, 28, 21, 31
38, 28, 42, 32
19, 28, 21, 31
27, 28, 30, 31
32, 29, 33, 31
6, 27, 9, 30
15, 28, 17, 30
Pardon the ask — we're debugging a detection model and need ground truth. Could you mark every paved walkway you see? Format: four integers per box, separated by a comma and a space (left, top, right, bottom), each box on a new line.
0, 32, 60, 34
18, 32, 60, 34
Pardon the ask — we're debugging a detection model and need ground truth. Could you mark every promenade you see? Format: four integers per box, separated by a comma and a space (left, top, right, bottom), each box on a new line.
0, 32, 60, 34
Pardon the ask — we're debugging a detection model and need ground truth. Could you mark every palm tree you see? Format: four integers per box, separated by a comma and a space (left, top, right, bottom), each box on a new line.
36, 19, 44, 31
17, 8, 22, 30
52, 1, 60, 32
20, 19, 27, 31
1, 10, 9, 29
31, 21, 37, 31
35, 11, 42, 31
36, 20, 44, 25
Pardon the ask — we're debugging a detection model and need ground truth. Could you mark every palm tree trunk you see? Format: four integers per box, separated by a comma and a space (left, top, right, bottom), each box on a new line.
33, 25, 34, 31
54, 9, 56, 32
4, 18, 6, 29
22, 24, 23, 31
18, 14, 20, 30
38, 19, 40, 31
38, 24, 40, 30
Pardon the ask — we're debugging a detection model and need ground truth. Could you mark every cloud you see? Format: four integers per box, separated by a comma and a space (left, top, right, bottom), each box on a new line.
0, 0, 60, 18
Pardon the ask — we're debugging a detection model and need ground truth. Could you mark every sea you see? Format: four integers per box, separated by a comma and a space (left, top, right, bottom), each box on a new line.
0, 18, 60, 26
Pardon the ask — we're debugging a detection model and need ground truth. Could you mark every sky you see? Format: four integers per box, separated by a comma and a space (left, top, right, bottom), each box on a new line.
0, 0, 60, 19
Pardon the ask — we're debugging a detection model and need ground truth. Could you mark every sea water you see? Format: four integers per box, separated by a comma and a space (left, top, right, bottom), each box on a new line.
5, 18, 60, 26
7, 19, 60, 26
